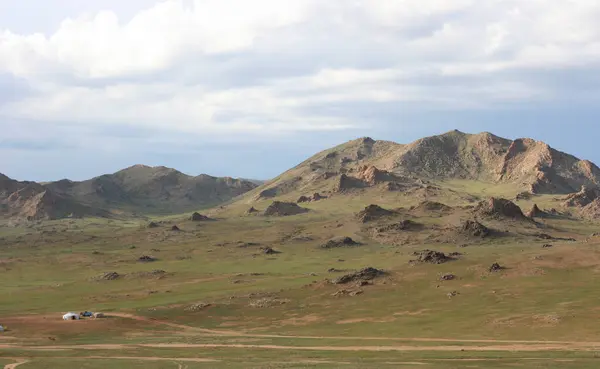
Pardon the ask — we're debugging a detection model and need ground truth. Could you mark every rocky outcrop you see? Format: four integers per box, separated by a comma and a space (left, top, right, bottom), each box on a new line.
320, 237, 360, 249
356, 205, 395, 223
263, 201, 309, 216
475, 197, 526, 219
563, 186, 600, 207
525, 204, 548, 219
461, 220, 490, 238
190, 212, 211, 221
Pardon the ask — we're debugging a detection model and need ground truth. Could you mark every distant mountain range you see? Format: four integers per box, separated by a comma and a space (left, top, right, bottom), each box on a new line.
0, 165, 258, 220
3, 130, 599, 221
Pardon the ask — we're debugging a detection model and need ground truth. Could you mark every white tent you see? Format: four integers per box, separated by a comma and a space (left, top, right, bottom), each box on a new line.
63, 312, 80, 321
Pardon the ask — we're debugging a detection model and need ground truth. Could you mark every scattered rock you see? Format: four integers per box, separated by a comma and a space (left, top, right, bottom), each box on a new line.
264, 201, 309, 217
440, 273, 456, 281
320, 237, 360, 249
190, 212, 211, 221
128, 270, 168, 279
475, 197, 526, 219
331, 267, 386, 285
328, 268, 343, 273
297, 196, 311, 203
332, 289, 363, 297
138, 255, 157, 263
542, 244, 553, 248
185, 303, 212, 312
147, 222, 159, 228
447, 291, 460, 299
535, 233, 576, 242
94, 272, 120, 281
340, 157, 353, 165
489, 263, 504, 272
311, 192, 326, 201
412, 250, 453, 264
356, 204, 395, 223
461, 220, 490, 238
376, 220, 418, 233
516, 191, 532, 200
248, 298, 290, 308
261, 247, 280, 255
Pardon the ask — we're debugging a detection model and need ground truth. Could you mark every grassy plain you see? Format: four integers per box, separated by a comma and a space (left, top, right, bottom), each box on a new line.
2, 182, 600, 368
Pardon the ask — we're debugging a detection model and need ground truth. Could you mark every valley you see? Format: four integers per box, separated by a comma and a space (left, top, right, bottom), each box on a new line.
2, 131, 600, 368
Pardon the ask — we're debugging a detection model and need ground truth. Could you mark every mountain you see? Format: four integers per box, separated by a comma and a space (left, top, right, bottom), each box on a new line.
238, 130, 600, 205
1, 166, 259, 220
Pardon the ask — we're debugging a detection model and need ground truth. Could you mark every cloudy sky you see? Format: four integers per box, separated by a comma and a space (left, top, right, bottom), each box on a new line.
2, 0, 600, 181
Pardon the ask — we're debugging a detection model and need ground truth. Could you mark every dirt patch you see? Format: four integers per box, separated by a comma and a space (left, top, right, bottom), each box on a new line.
337, 317, 396, 324
279, 314, 322, 326
263, 201, 309, 217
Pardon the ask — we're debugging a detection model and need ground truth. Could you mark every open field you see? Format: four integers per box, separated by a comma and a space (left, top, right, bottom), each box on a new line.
2, 180, 600, 368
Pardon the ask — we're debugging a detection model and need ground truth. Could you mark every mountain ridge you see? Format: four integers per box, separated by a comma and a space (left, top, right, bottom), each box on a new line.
238, 130, 600, 207
0, 165, 259, 220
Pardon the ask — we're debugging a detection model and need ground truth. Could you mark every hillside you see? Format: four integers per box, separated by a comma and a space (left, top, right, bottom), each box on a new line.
0, 166, 258, 220
234, 130, 600, 211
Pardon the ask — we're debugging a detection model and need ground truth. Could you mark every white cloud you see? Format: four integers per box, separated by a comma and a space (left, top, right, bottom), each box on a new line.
1, 0, 600, 137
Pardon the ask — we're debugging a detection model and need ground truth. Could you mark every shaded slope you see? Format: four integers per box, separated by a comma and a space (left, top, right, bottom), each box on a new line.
46, 165, 258, 214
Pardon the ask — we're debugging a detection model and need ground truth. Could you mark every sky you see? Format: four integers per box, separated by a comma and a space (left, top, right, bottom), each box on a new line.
2, 0, 600, 182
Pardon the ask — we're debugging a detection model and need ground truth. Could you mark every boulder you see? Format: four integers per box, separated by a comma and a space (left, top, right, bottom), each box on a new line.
489, 263, 504, 272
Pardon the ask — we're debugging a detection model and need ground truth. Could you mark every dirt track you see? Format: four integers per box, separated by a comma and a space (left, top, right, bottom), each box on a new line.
3, 312, 600, 368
